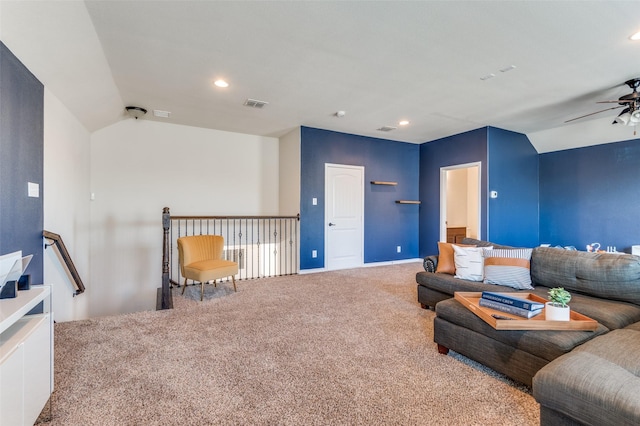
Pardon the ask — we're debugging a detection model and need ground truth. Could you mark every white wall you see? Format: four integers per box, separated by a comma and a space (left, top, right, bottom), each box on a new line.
89, 119, 279, 317
279, 127, 301, 216
466, 166, 479, 239
43, 88, 91, 322
446, 168, 468, 228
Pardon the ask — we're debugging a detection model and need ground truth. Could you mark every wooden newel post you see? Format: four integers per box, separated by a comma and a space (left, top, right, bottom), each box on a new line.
160, 207, 173, 310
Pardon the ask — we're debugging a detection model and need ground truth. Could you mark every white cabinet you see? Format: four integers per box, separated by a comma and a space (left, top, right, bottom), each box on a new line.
0, 286, 53, 426
1, 340, 24, 425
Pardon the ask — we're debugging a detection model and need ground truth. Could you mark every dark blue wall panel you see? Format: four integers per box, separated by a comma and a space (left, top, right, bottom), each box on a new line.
418, 128, 488, 257
300, 127, 419, 269
0, 42, 44, 283
539, 139, 640, 252
487, 127, 539, 247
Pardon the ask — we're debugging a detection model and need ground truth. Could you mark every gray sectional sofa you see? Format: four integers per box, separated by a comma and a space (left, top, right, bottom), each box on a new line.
416, 238, 640, 425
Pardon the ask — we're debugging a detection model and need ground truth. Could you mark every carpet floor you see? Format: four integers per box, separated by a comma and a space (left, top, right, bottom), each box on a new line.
41, 263, 539, 425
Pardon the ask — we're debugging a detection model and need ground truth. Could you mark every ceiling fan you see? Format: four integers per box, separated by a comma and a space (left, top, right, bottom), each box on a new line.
565, 78, 640, 131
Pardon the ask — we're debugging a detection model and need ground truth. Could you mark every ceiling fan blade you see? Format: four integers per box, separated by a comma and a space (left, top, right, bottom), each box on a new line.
564, 105, 625, 123
596, 100, 634, 104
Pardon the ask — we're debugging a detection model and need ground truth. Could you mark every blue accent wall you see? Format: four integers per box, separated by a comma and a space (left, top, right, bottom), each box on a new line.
0, 42, 44, 283
539, 138, 640, 252
300, 127, 419, 269
418, 128, 488, 257
487, 127, 539, 247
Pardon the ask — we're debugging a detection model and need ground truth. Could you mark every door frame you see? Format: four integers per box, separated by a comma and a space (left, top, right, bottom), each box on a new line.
324, 163, 365, 270
439, 162, 482, 242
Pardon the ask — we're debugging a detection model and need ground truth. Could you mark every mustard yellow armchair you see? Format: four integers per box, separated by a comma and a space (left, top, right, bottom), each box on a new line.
177, 235, 238, 301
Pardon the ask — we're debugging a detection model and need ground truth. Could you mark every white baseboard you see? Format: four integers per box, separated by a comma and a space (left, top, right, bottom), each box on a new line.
362, 258, 422, 267
298, 267, 327, 275
299, 258, 421, 274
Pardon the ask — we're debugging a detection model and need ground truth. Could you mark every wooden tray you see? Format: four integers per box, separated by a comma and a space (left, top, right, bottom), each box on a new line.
454, 292, 598, 331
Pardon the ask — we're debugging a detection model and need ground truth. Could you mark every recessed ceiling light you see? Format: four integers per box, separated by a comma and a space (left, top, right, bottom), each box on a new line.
480, 73, 495, 81
399, 120, 410, 126
630, 31, 640, 41
214, 79, 229, 88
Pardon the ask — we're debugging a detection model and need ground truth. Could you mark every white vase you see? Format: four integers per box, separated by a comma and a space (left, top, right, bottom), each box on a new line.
545, 302, 571, 321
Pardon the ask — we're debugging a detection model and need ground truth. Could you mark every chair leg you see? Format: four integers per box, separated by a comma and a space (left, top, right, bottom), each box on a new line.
213, 279, 217, 288
182, 278, 188, 295
200, 281, 204, 301
232, 276, 237, 292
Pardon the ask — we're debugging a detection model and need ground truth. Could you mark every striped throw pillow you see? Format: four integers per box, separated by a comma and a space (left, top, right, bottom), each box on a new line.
483, 248, 533, 289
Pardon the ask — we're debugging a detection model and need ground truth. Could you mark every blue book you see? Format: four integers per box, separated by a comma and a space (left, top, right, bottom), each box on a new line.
481, 291, 544, 311
479, 298, 543, 319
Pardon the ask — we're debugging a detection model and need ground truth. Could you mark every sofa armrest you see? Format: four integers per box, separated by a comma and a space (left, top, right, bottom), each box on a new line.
423, 255, 438, 273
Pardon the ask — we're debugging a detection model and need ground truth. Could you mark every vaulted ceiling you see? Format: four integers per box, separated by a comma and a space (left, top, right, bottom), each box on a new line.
2, 1, 640, 153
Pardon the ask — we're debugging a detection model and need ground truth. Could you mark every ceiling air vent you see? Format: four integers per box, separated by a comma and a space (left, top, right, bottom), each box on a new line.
377, 126, 397, 132
153, 110, 171, 118
244, 98, 269, 108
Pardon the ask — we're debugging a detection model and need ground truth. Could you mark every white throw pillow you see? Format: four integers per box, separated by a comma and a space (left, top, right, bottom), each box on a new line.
453, 245, 492, 282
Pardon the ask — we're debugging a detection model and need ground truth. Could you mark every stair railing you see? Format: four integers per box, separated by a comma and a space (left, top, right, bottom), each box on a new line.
159, 207, 300, 310
43, 230, 86, 296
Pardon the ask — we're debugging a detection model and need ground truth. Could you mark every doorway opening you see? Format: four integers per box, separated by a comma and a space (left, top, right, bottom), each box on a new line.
439, 162, 481, 243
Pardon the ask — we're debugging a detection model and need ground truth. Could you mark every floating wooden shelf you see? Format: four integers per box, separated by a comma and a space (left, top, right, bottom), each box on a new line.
371, 181, 397, 186
396, 200, 421, 204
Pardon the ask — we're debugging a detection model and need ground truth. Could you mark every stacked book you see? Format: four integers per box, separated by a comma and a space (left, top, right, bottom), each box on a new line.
479, 291, 544, 319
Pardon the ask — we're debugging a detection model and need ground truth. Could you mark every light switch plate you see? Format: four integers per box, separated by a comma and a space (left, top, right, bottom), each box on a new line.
28, 182, 39, 198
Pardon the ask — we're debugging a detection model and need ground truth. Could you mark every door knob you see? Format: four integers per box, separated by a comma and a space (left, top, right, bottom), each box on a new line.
328, 222, 336, 226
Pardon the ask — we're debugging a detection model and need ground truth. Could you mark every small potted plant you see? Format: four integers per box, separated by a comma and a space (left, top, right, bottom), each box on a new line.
546, 287, 572, 321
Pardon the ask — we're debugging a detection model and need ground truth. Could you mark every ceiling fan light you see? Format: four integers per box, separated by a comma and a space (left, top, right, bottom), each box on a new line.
615, 112, 630, 125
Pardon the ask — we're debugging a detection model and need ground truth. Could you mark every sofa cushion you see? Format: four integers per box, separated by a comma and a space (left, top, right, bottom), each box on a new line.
533, 329, 640, 426
416, 270, 524, 295
528, 287, 640, 330
624, 321, 640, 332
436, 298, 608, 362
531, 247, 640, 305
453, 245, 488, 281
483, 248, 534, 290
435, 242, 475, 274
460, 238, 512, 249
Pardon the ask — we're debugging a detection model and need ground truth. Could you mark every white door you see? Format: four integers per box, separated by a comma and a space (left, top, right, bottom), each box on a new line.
325, 164, 364, 270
